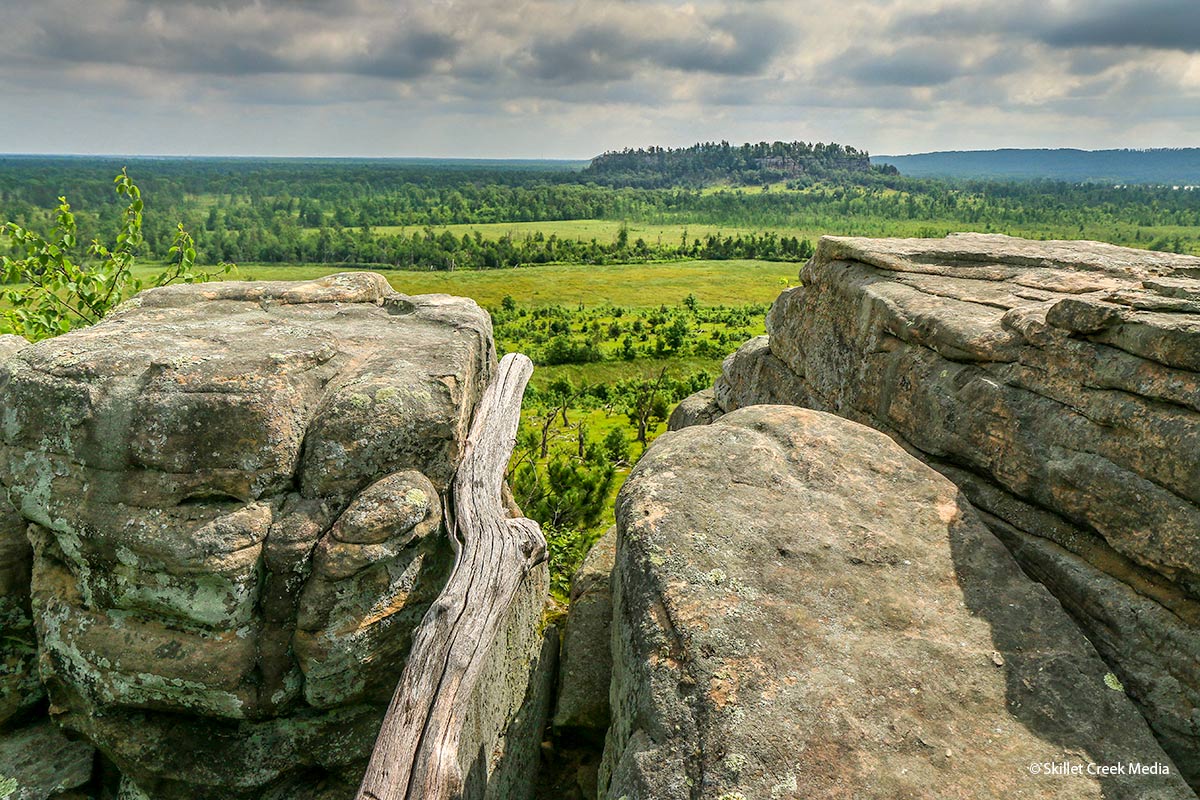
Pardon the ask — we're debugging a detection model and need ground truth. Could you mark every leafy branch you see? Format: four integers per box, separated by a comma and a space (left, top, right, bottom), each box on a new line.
1, 169, 232, 341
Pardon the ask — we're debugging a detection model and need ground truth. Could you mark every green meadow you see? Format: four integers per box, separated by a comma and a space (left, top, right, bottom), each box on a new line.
309, 219, 797, 244
222, 258, 800, 309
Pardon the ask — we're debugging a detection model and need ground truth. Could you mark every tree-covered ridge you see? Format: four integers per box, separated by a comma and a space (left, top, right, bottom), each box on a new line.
582, 140, 881, 187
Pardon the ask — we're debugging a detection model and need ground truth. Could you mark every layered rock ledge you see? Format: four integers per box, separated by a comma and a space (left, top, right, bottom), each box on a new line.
0, 274, 548, 798
687, 233, 1200, 786
606, 405, 1191, 799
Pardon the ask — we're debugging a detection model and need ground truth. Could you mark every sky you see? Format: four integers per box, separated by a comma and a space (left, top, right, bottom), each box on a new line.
1, 0, 1198, 159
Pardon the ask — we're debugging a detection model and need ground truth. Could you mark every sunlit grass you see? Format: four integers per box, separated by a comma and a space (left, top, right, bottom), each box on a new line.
203, 258, 800, 309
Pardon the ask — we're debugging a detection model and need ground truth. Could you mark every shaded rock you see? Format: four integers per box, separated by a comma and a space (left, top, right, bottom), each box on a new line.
0, 334, 38, 726
0, 718, 94, 800
0, 506, 37, 727
0, 274, 496, 797
600, 405, 1193, 799
666, 389, 722, 431
713, 335, 812, 413
478, 616, 559, 800
712, 234, 1200, 783
294, 471, 449, 708
553, 527, 616, 738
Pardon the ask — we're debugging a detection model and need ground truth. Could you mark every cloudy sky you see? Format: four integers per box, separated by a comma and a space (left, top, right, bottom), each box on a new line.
1, 0, 1198, 158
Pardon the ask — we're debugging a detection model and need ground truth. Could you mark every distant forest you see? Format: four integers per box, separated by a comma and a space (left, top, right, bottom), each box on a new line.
873, 148, 1200, 185
2, 148, 1199, 271
582, 141, 887, 188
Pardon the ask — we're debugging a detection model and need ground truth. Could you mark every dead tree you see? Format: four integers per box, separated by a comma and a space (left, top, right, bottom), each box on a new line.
356, 353, 546, 800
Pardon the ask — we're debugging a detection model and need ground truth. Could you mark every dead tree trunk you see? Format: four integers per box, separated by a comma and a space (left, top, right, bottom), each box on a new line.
356, 353, 546, 800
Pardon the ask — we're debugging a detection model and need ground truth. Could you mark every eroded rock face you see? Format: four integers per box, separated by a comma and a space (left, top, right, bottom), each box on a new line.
0, 333, 39, 727
0, 273, 495, 797
694, 233, 1200, 785
602, 405, 1193, 799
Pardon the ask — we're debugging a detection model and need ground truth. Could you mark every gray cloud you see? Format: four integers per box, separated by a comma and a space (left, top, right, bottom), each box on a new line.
893, 0, 1200, 53
840, 44, 966, 87
1040, 0, 1200, 52
16, 2, 459, 79
522, 8, 793, 83
0, 0, 1195, 157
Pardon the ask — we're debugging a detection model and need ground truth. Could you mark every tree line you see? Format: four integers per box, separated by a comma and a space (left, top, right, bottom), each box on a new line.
3, 155, 1200, 271
582, 140, 882, 188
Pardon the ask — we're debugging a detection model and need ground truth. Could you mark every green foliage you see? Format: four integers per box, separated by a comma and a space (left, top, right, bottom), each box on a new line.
493, 298, 769, 369
542, 525, 604, 600
5, 154, 1194, 271
505, 297, 717, 598
538, 334, 602, 366
602, 426, 630, 465
0, 170, 229, 340
513, 454, 615, 531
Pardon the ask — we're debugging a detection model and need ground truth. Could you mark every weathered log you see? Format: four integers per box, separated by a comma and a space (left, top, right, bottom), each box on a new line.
356, 352, 547, 800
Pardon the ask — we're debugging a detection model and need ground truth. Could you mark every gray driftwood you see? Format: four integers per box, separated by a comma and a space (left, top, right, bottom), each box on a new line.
355, 353, 546, 800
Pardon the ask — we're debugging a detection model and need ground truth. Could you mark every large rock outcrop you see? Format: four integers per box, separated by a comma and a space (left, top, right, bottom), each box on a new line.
692, 233, 1200, 785
604, 405, 1192, 799
0, 274, 548, 798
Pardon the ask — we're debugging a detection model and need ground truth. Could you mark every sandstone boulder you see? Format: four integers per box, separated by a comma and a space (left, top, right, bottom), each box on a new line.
602, 405, 1193, 799
713, 334, 811, 412
0, 274, 502, 797
665, 388, 723, 431
702, 234, 1200, 785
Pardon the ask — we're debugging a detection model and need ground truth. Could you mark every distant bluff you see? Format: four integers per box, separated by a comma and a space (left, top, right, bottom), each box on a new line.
580, 140, 887, 188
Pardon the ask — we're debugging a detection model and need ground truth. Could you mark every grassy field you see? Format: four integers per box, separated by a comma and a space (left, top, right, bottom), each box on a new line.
223, 258, 800, 309
308, 218, 798, 243
296, 211, 1200, 258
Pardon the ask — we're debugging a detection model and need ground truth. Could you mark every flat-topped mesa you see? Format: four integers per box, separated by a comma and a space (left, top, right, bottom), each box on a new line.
684, 233, 1200, 786
0, 274, 549, 799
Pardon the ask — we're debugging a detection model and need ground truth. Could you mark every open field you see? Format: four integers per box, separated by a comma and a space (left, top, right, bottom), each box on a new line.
304, 215, 1200, 257
216, 258, 800, 309
307, 219, 801, 243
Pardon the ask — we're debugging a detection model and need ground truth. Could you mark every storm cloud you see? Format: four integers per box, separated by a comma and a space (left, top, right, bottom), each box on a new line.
0, 0, 1195, 157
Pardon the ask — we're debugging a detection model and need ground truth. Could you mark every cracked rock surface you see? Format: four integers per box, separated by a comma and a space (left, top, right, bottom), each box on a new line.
690, 233, 1200, 788
602, 404, 1193, 799
0, 273, 494, 798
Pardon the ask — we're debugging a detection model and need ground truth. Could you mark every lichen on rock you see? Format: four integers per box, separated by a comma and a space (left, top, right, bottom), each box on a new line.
0, 274, 498, 797
689, 233, 1200, 788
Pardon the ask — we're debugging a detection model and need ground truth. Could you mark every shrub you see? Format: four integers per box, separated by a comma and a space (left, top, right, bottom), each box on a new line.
0, 170, 228, 341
